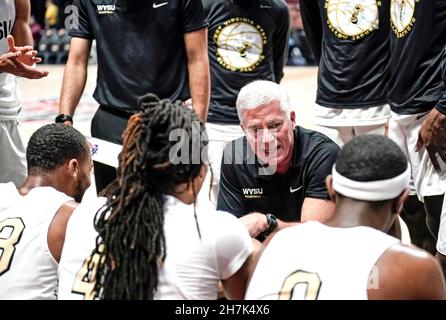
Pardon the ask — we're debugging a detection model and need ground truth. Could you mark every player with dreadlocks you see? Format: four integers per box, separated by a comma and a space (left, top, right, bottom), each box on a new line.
58, 94, 254, 300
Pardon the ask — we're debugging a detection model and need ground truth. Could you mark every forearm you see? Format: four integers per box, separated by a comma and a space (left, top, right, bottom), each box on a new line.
301, 198, 335, 223
185, 28, 210, 122
59, 61, 88, 117
277, 219, 299, 231
188, 58, 210, 121
11, 21, 32, 46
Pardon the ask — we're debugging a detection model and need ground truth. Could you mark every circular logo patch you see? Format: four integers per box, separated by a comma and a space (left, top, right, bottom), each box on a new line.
215, 20, 266, 72
391, 0, 417, 37
326, 0, 379, 38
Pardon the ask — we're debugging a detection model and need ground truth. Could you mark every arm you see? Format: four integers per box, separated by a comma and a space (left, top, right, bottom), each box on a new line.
368, 244, 446, 299
48, 201, 78, 263
222, 252, 254, 300
301, 198, 335, 223
299, 0, 323, 63
5, 0, 47, 78
184, 28, 210, 122
59, 38, 92, 123
217, 145, 246, 217
240, 212, 300, 237
301, 139, 339, 222
217, 214, 254, 299
415, 47, 446, 171
12, 0, 32, 47
272, 5, 290, 83
415, 108, 446, 172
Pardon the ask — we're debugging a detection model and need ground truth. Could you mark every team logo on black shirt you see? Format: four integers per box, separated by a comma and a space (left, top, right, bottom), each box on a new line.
213, 18, 267, 73
325, 0, 380, 40
391, 0, 418, 38
242, 188, 263, 199
93, 0, 117, 14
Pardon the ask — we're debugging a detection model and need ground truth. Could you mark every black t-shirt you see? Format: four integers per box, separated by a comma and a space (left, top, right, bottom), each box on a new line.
217, 126, 339, 222
204, 0, 289, 124
69, 0, 207, 111
387, 0, 446, 115
300, 0, 390, 108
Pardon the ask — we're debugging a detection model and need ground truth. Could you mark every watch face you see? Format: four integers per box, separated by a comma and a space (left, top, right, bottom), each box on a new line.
267, 214, 277, 228
326, 0, 380, 39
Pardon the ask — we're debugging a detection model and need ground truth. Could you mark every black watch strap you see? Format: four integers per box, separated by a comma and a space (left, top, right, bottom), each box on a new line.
55, 114, 73, 124
263, 213, 278, 237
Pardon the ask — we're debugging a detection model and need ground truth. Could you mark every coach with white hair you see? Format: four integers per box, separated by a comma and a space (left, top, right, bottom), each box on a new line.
217, 80, 340, 239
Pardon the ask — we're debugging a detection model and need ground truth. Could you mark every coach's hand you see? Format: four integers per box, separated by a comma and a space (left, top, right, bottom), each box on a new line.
416, 108, 446, 172
239, 212, 269, 238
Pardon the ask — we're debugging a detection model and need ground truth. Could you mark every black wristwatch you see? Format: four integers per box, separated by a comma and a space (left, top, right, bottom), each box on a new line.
263, 213, 278, 237
55, 114, 73, 124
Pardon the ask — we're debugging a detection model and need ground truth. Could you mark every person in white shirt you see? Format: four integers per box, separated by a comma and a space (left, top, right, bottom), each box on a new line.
0, 0, 48, 186
246, 135, 446, 300
58, 94, 254, 300
0, 123, 92, 299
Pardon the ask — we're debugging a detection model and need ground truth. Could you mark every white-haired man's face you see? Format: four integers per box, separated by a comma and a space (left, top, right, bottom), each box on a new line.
241, 100, 295, 173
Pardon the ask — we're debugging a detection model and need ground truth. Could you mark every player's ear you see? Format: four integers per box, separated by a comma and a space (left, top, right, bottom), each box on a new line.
326, 175, 336, 203
67, 158, 79, 179
393, 188, 410, 214
290, 111, 296, 124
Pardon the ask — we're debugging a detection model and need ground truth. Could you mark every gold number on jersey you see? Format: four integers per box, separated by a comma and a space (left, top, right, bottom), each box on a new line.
71, 244, 104, 300
0, 218, 25, 276
279, 270, 322, 300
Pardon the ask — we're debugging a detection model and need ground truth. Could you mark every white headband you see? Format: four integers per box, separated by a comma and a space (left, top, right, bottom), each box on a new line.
332, 165, 410, 201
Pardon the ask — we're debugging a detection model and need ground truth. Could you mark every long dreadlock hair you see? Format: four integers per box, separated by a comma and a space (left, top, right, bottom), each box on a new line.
91, 94, 207, 300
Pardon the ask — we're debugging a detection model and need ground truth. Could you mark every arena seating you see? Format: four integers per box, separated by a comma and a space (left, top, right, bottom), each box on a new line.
37, 28, 70, 64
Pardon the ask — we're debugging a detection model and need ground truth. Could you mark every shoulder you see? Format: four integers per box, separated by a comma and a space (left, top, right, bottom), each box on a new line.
296, 126, 339, 150
295, 126, 340, 159
0, 183, 20, 208
370, 243, 446, 299
385, 244, 441, 274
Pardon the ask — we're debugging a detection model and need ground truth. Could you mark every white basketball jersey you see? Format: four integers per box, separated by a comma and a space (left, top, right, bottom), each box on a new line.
0, 0, 20, 120
58, 195, 252, 300
246, 221, 399, 300
0, 183, 72, 299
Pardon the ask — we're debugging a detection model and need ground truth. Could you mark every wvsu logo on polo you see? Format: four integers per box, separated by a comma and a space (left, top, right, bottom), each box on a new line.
96, 4, 116, 14
242, 188, 263, 199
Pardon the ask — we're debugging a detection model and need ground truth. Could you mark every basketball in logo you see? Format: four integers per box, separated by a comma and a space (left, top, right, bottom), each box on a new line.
215, 21, 264, 71
326, 0, 379, 37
